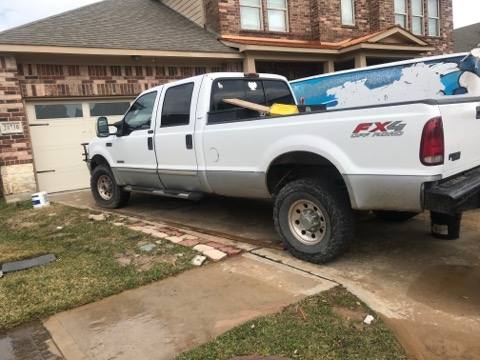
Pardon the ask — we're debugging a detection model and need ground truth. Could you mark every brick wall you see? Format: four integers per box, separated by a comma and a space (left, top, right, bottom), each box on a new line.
0, 56, 33, 167
17, 61, 242, 99
203, 0, 453, 53
313, 0, 372, 41
0, 55, 36, 198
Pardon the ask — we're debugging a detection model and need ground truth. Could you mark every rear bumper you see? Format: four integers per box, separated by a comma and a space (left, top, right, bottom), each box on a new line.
424, 166, 480, 214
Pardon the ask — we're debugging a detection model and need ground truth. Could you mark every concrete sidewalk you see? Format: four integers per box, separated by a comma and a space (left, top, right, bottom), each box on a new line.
43, 254, 334, 360
51, 190, 480, 360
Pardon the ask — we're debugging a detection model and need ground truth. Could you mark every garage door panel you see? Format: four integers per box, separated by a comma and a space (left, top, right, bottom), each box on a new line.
28, 100, 131, 193
37, 168, 90, 193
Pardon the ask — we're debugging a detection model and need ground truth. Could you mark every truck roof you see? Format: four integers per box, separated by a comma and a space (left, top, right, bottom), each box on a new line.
144, 72, 289, 94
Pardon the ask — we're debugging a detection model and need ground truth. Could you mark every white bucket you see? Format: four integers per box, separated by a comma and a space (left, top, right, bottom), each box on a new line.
32, 192, 50, 209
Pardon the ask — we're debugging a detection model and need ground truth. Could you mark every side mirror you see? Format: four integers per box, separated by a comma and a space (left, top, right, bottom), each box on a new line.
96, 117, 117, 138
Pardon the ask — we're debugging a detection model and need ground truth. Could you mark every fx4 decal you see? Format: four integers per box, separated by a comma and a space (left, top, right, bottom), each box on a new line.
351, 121, 407, 138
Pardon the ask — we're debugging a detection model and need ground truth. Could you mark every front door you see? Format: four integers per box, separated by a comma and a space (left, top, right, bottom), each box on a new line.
110, 90, 163, 189
154, 78, 200, 191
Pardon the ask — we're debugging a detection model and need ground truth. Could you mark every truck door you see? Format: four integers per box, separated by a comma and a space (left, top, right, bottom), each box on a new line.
154, 78, 201, 191
109, 90, 163, 188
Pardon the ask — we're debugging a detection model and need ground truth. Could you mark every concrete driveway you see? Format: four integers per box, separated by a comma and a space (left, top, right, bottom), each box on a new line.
52, 190, 480, 360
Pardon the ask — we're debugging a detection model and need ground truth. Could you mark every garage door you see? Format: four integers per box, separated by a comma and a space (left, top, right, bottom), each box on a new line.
27, 99, 132, 193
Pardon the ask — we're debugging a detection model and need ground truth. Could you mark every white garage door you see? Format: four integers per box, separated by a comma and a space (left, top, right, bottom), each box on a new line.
27, 99, 132, 193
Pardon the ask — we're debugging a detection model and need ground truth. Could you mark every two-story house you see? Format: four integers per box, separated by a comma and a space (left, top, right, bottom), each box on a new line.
0, 0, 453, 200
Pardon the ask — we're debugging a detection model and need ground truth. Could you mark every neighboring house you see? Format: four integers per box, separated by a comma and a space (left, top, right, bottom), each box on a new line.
454, 23, 480, 52
0, 0, 453, 200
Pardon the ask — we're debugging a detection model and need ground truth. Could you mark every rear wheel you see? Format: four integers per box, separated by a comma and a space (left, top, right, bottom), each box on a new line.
373, 210, 419, 222
91, 165, 130, 209
273, 178, 354, 264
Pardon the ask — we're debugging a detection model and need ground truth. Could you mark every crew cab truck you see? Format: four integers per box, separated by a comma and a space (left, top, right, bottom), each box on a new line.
85, 72, 480, 263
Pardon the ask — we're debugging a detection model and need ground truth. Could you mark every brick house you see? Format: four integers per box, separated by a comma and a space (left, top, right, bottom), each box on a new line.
0, 0, 453, 200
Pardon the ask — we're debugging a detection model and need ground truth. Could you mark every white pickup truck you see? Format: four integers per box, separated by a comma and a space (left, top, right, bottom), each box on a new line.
85, 72, 480, 263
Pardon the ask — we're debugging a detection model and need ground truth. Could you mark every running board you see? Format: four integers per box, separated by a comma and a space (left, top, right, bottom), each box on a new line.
123, 186, 204, 201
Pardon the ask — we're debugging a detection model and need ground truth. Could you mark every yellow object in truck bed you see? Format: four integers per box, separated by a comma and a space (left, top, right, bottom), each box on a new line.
269, 103, 299, 116
223, 98, 299, 116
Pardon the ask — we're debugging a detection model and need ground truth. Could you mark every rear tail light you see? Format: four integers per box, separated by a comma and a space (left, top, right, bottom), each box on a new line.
420, 117, 444, 166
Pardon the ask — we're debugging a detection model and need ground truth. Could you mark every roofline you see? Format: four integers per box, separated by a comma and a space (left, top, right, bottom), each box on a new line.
222, 41, 435, 55
0, 44, 243, 59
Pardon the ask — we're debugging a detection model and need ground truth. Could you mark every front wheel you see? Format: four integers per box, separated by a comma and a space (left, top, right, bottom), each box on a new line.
91, 165, 130, 209
273, 178, 354, 264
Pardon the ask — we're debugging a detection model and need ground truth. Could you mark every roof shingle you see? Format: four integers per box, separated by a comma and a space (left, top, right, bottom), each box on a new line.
454, 23, 480, 52
0, 0, 234, 54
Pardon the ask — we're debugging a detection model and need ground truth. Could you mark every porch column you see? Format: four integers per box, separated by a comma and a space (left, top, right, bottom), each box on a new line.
354, 53, 367, 68
243, 55, 256, 73
324, 60, 335, 73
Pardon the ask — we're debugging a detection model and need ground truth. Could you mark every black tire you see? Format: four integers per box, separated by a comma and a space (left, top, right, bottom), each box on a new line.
90, 165, 130, 209
273, 178, 354, 264
373, 210, 419, 222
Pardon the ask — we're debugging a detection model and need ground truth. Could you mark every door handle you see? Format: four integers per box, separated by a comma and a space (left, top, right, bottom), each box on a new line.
147, 137, 153, 150
185, 134, 193, 150
476, 106, 480, 119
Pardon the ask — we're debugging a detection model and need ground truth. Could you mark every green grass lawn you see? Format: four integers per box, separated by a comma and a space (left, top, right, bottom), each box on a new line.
0, 201, 196, 330
177, 286, 407, 360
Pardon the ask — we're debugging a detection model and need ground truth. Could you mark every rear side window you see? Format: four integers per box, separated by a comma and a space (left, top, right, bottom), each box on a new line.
161, 83, 194, 127
209, 78, 295, 124
211, 79, 265, 112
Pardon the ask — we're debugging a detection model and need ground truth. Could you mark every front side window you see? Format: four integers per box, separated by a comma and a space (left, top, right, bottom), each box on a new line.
341, 0, 355, 26
267, 0, 288, 32
161, 83, 194, 127
35, 104, 83, 119
394, 0, 407, 28
123, 92, 157, 132
412, 0, 424, 35
428, 0, 440, 36
240, 0, 262, 30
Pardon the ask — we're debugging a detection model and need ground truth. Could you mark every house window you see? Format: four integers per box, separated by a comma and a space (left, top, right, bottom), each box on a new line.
35, 104, 83, 119
240, 0, 263, 30
341, 0, 355, 26
411, 0, 424, 35
267, 0, 288, 32
89, 102, 131, 117
394, 0, 407, 28
428, 0, 440, 36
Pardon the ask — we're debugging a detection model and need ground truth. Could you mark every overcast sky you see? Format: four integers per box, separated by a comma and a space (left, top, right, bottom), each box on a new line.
0, 0, 478, 32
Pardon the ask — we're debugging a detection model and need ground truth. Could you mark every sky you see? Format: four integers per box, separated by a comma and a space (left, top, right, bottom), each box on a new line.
0, 0, 478, 32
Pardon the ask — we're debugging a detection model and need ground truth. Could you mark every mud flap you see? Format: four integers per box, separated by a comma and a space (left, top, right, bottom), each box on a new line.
430, 212, 462, 240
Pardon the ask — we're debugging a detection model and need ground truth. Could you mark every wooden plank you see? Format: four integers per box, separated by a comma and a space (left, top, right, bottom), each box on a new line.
223, 98, 271, 113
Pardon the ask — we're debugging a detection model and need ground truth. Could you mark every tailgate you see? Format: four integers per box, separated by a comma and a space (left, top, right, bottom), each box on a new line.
439, 97, 480, 178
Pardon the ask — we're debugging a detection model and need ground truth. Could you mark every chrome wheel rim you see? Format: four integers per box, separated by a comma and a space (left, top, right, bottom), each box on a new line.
288, 199, 327, 245
97, 175, 113, 201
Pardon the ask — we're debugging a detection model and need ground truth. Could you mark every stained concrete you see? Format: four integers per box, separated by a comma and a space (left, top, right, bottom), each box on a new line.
51, 191, 279, 248
0, 322, 63, 360
43, 254, 333, 360
52, 190, 480, 360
